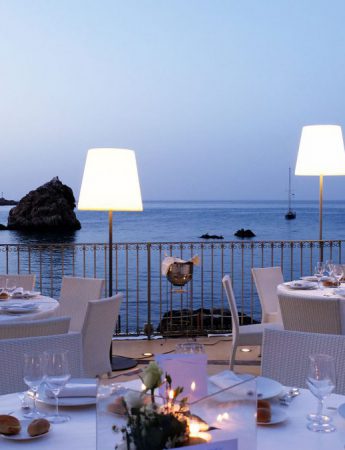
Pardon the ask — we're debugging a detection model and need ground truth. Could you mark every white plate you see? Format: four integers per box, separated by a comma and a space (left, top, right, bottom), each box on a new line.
37, 391, 96, 406
12, 291, 41, 299
300, 276, 318, 282
257, 407, 287, 425
253, 376, 284, 400
2, 305, 39, 314
285, 281, 318, 290
337, 402, 345, 418
0, 419, 51, 441
334, 288, 345, 297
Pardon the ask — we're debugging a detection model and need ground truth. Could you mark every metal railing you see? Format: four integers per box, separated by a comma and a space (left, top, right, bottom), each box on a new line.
0, 239, 342, 336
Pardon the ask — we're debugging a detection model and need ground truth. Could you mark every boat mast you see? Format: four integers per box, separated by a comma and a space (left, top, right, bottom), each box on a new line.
288, 167, 292, 211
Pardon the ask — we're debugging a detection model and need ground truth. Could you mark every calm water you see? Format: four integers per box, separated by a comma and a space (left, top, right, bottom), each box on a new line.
0, 200, 344, 244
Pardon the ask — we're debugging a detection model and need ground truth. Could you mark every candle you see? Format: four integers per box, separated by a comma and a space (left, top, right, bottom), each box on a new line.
189, 420, 212, 442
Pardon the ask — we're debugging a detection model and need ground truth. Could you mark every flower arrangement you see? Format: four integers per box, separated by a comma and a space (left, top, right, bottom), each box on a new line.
113, 362, 210, 450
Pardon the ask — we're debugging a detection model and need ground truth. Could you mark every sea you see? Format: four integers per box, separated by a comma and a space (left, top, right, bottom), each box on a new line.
1, 200, 344, 332
0, 199, 345, 244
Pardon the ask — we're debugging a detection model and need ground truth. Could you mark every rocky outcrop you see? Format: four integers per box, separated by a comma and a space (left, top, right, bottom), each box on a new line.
0, 197, 18, 206
199, 233, 224, 240
7, 177, 81, 232
234, 228, 256, 238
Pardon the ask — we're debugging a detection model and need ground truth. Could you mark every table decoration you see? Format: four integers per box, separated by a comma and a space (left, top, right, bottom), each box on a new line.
97, 362, 257, 450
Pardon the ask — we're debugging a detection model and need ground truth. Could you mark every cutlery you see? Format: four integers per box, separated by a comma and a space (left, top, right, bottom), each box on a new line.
279, 387, 300, 406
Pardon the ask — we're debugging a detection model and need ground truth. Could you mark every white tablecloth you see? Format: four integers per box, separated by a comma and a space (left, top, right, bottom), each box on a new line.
1, 383, 345, 449
0, 296, 59, 323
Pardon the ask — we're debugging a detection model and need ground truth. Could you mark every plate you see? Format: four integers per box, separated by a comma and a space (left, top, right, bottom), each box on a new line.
300, 276, 318, 282
38, 395, 96, 406
285, 281, 318, 290
0, 419, 51, 441
12, 291, 41, 299
338, 402, 345, 418
257, 407, 287, 425
334, 288, 345, 297
254, 376, 284, 400
1, 304, 39, 314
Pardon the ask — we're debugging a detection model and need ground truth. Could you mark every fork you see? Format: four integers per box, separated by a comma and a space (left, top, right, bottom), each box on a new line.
279, 387, 300, 406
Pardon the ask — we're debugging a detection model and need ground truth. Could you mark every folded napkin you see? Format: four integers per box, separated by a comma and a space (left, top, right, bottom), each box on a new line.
161, 255, 200, 276
11, 287, 24, 297
209, 370, 249, 390
45, 378, 97, 398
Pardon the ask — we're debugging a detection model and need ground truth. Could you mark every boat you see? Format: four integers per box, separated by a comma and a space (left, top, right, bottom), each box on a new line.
285, 167, 296, 220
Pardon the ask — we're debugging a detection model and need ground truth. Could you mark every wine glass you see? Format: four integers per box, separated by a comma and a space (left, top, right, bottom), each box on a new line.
332, 264, 343, 286
325, 260, 334, 277
314, 262, 325, 289
5, 278, 16, 294
23, 352, 46, 418
44, 351, 71, 423
306, 353, 336, 432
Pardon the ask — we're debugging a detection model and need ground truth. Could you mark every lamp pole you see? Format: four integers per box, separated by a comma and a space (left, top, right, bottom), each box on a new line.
109, 211, 113, 296
319, 175, 323, 262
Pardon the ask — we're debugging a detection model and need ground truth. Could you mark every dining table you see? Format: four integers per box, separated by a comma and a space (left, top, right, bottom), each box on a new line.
277, 280, 345, 333
2, 378, 345, 449
0, 294, 59, 323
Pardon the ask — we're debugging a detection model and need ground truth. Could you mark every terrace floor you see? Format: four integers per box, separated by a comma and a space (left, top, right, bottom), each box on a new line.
110, 336, 261, 380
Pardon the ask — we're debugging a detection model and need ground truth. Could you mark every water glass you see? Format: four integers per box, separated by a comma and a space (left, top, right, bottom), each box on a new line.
314, 262, 325, 289
23, 353, 46, 418
332, 264, 343, 285
45, 351, 71, 423
325, 260, 334, 277
306, 353, 336, 432
175, 341, 205, 354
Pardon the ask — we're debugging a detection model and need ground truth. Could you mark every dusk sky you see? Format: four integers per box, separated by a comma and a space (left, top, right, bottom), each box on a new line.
1, 1, 345, 202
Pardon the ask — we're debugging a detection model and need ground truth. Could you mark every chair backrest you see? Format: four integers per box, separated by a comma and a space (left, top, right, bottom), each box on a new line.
262, 328, 345, 394
222, 275, 239, 338
81, 293, 123, 377
251, 267, 284, 323
0, 316, 70, 339
0, 332, 83, 395
279, 296, 342, 334
58, 276, 105, 332
0, 274, 36, 291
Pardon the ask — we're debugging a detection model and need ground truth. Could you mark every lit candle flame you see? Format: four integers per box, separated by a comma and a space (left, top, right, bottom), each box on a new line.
191, 381, 196, 392
216, 412, 230, 422
168, 389, 174, 400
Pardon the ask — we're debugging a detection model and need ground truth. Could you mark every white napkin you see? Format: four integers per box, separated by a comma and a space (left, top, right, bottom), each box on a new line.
11, 287, 24, 298
209, 370, 248, 390
45, 378, 97, 398
161, 255, 200, 276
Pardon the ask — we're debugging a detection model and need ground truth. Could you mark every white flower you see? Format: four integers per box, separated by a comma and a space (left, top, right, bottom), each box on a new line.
142, 362, 163, 390
125, 391, 144, 410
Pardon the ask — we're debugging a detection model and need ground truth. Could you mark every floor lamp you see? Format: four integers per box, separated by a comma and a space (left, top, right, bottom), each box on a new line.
295, 125, 345, 261
78, 148, 143, 370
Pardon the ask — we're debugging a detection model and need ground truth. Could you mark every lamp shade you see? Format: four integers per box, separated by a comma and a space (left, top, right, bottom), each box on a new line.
295, 125, 345, 176
78, 148, 143, 211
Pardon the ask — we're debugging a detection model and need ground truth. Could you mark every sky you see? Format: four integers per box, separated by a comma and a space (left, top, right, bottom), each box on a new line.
1, 0, 345, 202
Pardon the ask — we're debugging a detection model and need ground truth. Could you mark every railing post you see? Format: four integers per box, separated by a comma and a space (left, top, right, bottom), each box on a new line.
144, 242, 153, 339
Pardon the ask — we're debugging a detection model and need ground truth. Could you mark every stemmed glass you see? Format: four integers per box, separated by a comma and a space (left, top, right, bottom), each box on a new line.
5, 278, 16, 294
45, 351, 71, 423
325, 260, 334, 278
314, 262, 325, 289
332, 264, 343, 286
23, 352, 46, 418
306, 353, 336, 432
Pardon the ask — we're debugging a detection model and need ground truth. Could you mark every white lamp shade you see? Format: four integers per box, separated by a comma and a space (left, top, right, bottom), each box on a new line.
295, 125, 345, 176
78, 148, 143, 211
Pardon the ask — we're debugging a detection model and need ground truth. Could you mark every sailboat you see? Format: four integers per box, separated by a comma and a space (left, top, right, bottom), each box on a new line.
285, 167, 296, 220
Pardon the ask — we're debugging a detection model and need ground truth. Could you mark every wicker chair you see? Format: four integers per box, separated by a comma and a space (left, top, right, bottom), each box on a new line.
0, 316, 70, 339
0, 332, 83, 394
222, 275, 282, 370
251, 267, 284, 324
58, 276, 105, 332
0, 294, 122, 394
262, 328, 345, 394
278, 296, 342, 334
0, 274, 36, 291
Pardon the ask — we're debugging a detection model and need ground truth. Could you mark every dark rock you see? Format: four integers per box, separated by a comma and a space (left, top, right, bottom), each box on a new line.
234, 228, 256, 238
0, 224, 7, 230
157, 307, 258, 336
199, 233, 224, 240
7, 177, 81, 232
0, 197, 18, 206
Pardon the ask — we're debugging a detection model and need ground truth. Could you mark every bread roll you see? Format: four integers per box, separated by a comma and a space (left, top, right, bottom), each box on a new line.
257, 399, 271, 410
257, 407, 271, 423
27, 418, 50, 437
0, 292, 9, 300
0, 415, 21, 435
